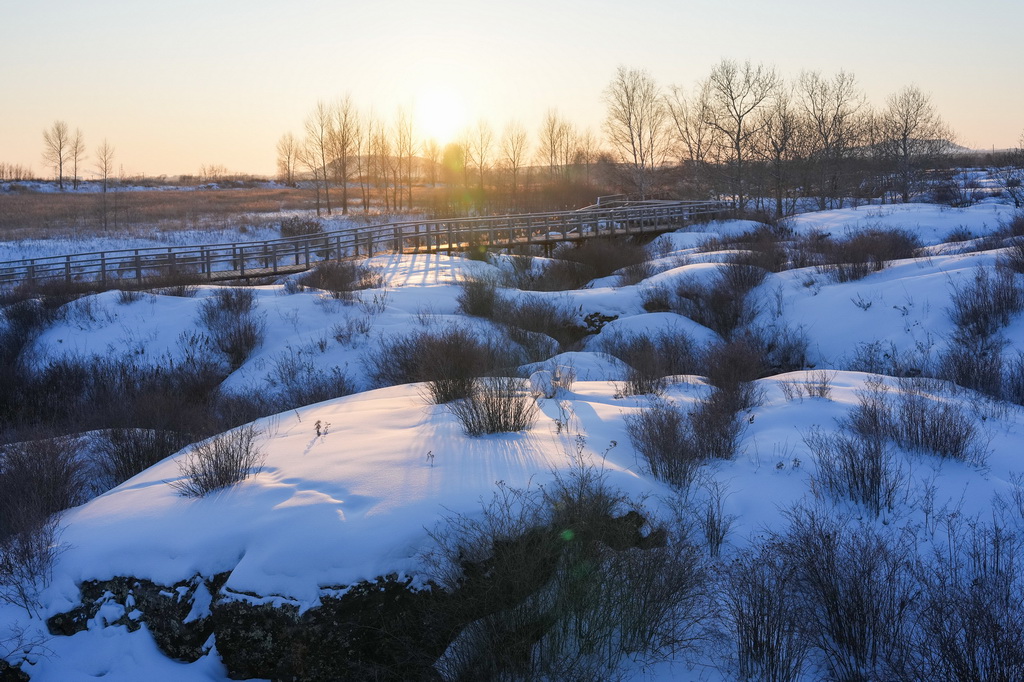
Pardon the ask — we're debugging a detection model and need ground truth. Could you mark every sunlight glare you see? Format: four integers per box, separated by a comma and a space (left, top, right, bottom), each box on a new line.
414, 88, 468, 146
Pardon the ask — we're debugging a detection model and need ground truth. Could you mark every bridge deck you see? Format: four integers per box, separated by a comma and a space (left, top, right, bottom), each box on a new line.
0, 201, 730, 289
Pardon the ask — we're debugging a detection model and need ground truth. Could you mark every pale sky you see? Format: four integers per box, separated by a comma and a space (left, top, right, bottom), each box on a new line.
2, 0, 1021, 177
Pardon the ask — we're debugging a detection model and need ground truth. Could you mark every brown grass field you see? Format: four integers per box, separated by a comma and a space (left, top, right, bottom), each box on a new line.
0, 187, 320, 240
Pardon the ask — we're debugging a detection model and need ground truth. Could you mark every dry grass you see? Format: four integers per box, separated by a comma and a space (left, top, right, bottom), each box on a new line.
0, 187, 316, 240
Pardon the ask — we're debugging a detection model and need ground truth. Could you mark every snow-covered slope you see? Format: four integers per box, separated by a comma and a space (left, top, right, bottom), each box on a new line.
4, 201, 1024, 680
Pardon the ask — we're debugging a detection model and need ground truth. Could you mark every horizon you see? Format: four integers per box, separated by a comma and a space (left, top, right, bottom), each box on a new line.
2, 0, 1022, 178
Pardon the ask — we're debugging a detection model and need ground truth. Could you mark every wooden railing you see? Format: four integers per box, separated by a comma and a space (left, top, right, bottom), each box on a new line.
0, 200, 729, 288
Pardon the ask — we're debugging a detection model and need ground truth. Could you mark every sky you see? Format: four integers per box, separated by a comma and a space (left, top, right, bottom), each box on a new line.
1, 0, 1021, 178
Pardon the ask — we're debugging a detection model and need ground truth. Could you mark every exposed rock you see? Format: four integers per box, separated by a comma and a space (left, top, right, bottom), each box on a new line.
0, 659, 30, 682
45, 510, 665, 680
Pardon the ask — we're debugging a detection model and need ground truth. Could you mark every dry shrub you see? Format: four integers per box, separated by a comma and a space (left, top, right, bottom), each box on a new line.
891, 383, 987, 465
456, 276, 498, 318
601, 329, 699, 397
701, 223, 792, 273
447, 377, 538, 436
263, 348, 355, 410
429, 468, 708, 680
721, 543, 810, 682
807, 227, 922, 283
910, 519, 1024, 680
640, 284, 673, 312
774, 508, 914, 681
947, 265, 1024, 340
1002, 351, 1024, 405
0, 437, 87, 539
617, 261, 655, 287
279, 216, 323, 238
365, 326, 519, 402
168, 424, 265, 497
626, 391, 746, 490
805, 426, 904, 517
936, 334, 1004, 397
0, 437, 85, 616
702, 337, 767, 393
493, 296, 590, 352
625, 399, 701, 488
96, 428, 193, 488
675, 264, 767, 338
555, 238, 650, 280
298, 260, 384, 300
197, 287, 266, 370
998, 237, 1024, 274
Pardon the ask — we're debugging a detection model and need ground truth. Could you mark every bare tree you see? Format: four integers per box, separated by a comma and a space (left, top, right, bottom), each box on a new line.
500, 121, 529, 206
298, 134, 326, 215
331, 95, 361, 214
356, 110, 375, 213
667, 80, 723, 197
95, 139, 116, 230
603, 66, 669, 197
394, 106, 416, 210
304, 101, 333, 215
94, 139, 115, 193
997, 132, 1024, 208
798, 70, 868, 209
276, 132, 298, 186
537, 109, 578, 182
704, 59, 780, 212
878, 85, 954, 203
42, 120, 71, 190
368, 117, 394, 210
466, 119, 494, 193
575, 128, 600, 186
753, 86, 806, 218
69, 128, 86, 190
422, 138, 442, 187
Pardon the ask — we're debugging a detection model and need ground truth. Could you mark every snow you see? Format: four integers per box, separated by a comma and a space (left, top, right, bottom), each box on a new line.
4, 199, 1024, 680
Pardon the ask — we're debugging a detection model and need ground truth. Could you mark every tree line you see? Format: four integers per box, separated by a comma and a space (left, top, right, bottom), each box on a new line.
611, 61, 960, 217
277, 96, 608, 217
284, 60, 1022, 218
16, 59, 1021, 219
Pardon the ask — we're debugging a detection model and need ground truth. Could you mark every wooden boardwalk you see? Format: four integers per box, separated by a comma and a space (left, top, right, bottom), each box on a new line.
0, 200, 730, 289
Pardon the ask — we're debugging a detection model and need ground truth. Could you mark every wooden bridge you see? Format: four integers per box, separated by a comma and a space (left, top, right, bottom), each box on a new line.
0, 200, 729, 289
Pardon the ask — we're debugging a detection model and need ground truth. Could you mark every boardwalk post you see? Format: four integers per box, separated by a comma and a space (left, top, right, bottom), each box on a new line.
100, 253, 106, 287
135, 250, 141, 282
272, 243, 278, 274
65, 256, 71, 283
240, 245, 246, 277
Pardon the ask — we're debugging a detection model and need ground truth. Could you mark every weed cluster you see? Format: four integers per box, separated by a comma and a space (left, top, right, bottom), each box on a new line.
447, 377, 538, 436
197, 287, 266, 370
365, 326, 521, 402
675, 264, 767, 338
168, 424, 265, 497
600, 328, 699, 396
296, 260, 384, 300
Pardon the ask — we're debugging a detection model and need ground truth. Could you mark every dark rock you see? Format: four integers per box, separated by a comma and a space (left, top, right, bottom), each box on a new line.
0, 659, 30, 682
213, 574, 446, 682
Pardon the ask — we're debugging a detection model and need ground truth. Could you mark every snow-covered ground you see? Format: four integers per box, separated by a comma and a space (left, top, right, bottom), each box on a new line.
3, 200, 1024, 680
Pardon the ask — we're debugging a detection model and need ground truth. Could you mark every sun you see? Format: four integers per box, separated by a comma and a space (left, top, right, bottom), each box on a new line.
414, 88, 468, 146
